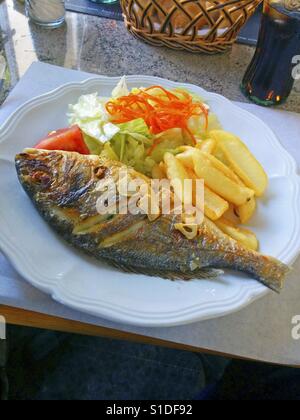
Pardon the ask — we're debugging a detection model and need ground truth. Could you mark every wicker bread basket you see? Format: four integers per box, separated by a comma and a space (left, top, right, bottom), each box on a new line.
121, 0, 263, 54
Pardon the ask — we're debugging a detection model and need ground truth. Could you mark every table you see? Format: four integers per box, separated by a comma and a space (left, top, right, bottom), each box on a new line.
1, 0, 300, 366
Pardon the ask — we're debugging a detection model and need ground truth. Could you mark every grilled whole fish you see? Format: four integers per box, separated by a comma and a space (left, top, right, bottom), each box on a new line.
15, 149, 290, 292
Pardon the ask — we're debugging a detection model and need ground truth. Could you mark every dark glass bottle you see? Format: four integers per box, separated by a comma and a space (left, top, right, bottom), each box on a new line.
241, 0, 300, 106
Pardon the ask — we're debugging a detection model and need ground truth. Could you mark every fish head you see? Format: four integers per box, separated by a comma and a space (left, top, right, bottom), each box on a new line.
15, 149, 105, 193
16, 149, 62, 193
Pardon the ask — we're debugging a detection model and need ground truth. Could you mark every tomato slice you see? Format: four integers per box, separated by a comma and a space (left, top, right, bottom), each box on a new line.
35, 125, 90, 155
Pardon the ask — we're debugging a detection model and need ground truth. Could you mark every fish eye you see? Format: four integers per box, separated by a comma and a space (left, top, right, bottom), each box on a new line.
94, 167, 106, 178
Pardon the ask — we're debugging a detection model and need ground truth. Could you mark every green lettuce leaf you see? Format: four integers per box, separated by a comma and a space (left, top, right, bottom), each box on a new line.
116, 118, 151, 138
99, 118, 154, 175
83, 134, 103, 155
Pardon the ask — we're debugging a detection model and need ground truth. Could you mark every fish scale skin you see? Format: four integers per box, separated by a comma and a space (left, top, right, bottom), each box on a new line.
15, 149, 290, 292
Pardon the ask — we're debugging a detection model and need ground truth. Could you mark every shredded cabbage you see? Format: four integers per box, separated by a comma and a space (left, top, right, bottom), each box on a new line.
112, 76, 130, 98
172, 87, 207, 105
68, 93, 120, 144
188, 114, 222, 138
100, 118, 154, 175
148, 128, 186, 163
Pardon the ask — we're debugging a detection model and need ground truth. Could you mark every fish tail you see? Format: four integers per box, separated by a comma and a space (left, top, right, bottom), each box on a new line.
201, 218, 290, 293
244, 254, 291, 293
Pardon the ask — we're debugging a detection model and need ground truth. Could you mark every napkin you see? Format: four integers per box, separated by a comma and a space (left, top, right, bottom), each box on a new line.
0, 62, 299, 365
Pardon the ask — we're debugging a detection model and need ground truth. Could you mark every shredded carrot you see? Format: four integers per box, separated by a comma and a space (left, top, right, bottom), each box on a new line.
105, 86, 209, 155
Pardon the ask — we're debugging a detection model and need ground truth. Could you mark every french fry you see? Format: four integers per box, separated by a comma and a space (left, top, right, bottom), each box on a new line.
220, 168, 257, 224
212, 144, 228, 165
210, 130, 268, 197
186, 168, 228, 221
223, 204, 241, 224
164, 153, 193, 206
176, 146, 194, 153
178, 148, 242, 185
185, 167, 199, 207
214, 218, 259, 251
164, 152, 189, 182
236, 196, 257, 224
200, 151, 242, 184
152, 164, 166, 180
193, 152, 255, 206
176, 148, 195, 169
196, 138, 216, 154
204, 187, 229, 221
185, 167, 197, 180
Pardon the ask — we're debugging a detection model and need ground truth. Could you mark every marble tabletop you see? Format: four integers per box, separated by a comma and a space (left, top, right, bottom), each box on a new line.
1, 0, 300, 111
1, 0, 300, 366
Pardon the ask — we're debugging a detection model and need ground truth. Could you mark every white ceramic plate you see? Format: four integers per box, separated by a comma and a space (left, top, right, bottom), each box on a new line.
0, 76, 300, 327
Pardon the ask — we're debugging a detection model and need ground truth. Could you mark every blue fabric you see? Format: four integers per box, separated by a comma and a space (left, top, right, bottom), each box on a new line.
5, 325, 300, 400
200, 360, 300, 400
7, 326, 209, 400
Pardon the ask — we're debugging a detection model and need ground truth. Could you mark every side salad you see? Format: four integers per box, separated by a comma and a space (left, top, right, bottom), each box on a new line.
35, 77, 221, 176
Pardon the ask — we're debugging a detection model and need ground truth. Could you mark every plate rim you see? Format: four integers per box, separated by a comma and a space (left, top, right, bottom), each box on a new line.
0, 75, 299, 327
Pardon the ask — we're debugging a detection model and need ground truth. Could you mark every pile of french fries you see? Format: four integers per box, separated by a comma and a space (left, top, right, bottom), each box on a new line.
152, 130, 268, 251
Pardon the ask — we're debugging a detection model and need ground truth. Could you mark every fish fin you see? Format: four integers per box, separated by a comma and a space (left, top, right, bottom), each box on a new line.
111, 262, 223, 281
163, 268, 224, 281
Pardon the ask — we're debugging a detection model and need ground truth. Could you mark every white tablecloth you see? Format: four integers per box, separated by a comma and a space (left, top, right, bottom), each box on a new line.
1, 62, 300, 365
